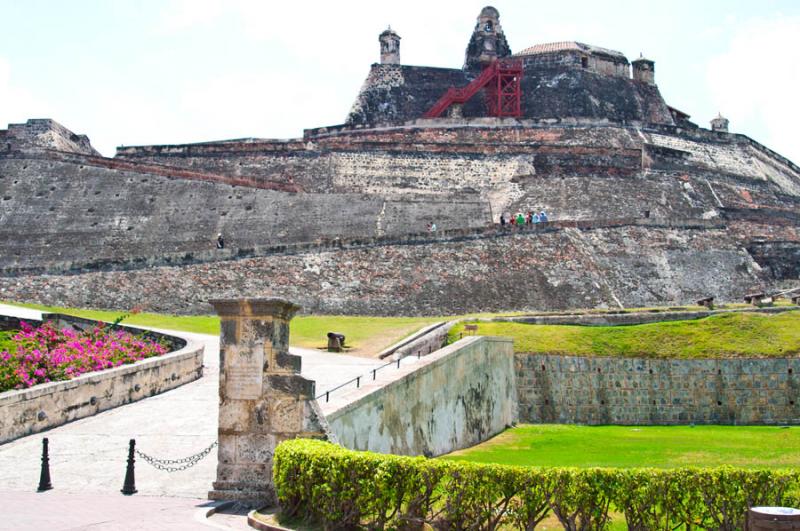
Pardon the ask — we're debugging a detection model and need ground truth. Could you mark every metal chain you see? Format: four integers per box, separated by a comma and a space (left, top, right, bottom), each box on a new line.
136, 440, 218, 473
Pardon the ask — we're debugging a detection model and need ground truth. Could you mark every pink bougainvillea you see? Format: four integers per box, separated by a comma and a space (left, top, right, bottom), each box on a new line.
0, 321, 168, 392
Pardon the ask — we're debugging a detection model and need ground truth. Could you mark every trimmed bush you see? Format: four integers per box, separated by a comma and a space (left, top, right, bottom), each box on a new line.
273, 439, 800, 530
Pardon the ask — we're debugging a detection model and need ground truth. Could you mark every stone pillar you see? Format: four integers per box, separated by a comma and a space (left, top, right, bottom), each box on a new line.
208, 298, 326, 506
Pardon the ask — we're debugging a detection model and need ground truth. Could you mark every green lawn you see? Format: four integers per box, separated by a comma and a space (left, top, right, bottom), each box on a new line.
450, 310, 800, 358
0, 331, 15, 355
0, 301, 437, 355
7, 301, 800, 358
445, 424, 800, 469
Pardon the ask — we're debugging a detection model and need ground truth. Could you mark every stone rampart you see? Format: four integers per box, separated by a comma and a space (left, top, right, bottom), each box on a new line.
1, 119, 99, 156
516, 353, 800, 425
0, 313, 204, 444
0, 154, 488, 274
115, 123, 800, 223
344, 64, 674, 126
326, 336, 516, 456
0, 222, 767, 316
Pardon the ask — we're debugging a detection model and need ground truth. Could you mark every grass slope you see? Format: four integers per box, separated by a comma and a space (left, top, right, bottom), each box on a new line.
451, 310, 800, 358
445, 424, 800, 469
1, 301, 436, 355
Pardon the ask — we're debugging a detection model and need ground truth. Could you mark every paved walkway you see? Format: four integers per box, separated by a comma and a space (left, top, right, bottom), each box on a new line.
0, 303, 386, 528
0, 491, 221, 531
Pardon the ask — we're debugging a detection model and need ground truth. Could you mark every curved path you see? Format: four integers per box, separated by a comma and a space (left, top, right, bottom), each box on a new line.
0, 303, 384, 528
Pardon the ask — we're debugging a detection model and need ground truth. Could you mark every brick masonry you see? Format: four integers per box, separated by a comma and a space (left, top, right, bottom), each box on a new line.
516, 353, 800, 425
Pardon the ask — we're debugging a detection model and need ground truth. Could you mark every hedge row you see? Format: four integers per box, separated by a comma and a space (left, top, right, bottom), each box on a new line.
273, 439, 800, 530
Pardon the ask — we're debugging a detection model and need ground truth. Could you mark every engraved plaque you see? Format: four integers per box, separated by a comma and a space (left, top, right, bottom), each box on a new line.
226, 347, 264, 399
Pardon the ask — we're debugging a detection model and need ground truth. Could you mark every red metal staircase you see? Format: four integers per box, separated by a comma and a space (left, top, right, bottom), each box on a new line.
423, 58, 523, 118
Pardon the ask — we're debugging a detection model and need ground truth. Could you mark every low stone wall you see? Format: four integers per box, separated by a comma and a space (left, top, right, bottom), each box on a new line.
326, 336, 517, 457
497, 306, 797, 327
376, 321, 455, 360
516, 353, 800, 425
0, 315, 204, 444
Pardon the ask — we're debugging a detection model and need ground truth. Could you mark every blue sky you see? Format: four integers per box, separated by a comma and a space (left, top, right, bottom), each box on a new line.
1, 0, 799, 163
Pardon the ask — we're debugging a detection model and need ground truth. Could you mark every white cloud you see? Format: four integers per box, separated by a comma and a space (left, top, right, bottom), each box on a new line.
706, 16, 800, 164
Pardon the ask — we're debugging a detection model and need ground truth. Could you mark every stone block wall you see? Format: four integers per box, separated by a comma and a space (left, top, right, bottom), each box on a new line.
516, 354, 800, 425
326, 336, 517, 456
209, 298, 325, 505
115, 124, 800, 226
0, 155, 488, 274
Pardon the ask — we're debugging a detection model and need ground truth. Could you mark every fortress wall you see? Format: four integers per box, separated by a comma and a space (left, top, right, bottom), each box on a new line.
0, 156, 488, 274
746, 241, 800, 280
2, 119, 99, 156
115, 125, 800, 224
644, 131, 800, 197
516, 354, 800, 425
345, 65, 674, 126
0, 224, 765, 316
115, 149, 329, 192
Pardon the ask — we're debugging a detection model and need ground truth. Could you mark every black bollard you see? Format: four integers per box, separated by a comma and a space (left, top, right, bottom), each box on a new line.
37, 438, 53, 492
121, 439, 137, 495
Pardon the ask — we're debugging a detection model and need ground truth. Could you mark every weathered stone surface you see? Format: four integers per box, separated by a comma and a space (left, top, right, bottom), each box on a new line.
0, 154, 487, 275
116, 123, 800, 230
209, 298, 325, 506
1, 119, 99, 156
0, 222, 771, 316
327, 336, 517, 456
516, 354, 800, 425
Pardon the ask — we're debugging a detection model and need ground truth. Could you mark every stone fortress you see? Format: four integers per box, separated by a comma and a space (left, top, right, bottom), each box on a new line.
1, 6, 798, 315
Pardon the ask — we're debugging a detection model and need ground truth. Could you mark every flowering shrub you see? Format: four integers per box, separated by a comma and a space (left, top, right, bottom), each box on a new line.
0, 321, 168, 392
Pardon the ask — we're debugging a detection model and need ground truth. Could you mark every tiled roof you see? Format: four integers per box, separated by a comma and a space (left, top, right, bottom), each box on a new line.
515, 41, 627, 60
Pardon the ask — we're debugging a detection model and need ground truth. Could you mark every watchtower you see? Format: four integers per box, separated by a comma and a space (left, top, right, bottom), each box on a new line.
632, 54, 655, 85
464, 6, 511, 70
379, 27, 401, 65
711, 113, 729, 133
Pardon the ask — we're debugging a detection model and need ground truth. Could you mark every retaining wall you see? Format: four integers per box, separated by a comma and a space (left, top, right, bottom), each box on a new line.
326, 336, 517, 457
516, 353, 800, 425
498, 306, 797, 327
0, 314, 204, 443
0, 155, 488, 274
0, 223, 768, 316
